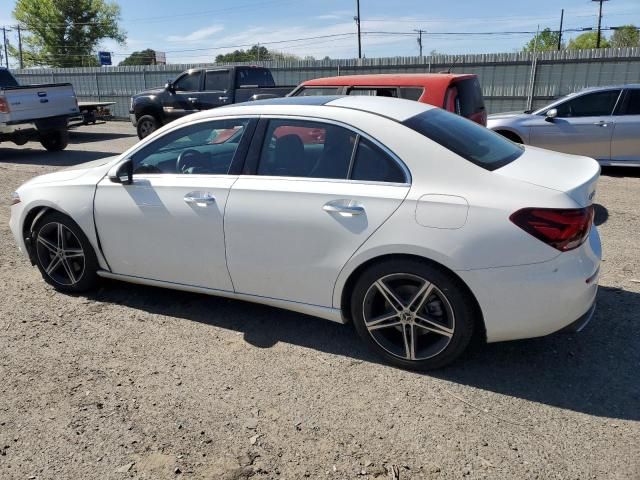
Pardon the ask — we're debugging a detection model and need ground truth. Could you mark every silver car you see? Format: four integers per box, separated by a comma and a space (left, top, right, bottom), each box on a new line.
488, 85, 640, 167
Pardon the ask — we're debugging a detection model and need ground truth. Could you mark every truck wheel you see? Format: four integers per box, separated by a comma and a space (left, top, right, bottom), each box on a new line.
40, 130, 69, 151
137, 115, 160, 139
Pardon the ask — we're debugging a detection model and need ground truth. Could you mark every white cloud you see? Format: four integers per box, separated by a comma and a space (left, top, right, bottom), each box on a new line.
167, 24, 225, 43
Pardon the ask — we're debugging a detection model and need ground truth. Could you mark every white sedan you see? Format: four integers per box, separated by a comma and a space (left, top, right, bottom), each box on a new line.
9, 96, 601, 370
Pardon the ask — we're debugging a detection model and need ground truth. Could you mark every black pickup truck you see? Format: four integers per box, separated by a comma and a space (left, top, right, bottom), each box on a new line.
130, 66, 294, 139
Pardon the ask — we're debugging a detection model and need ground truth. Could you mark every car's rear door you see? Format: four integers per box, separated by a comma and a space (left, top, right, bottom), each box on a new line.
610, 88, 640, 164
224, 117, 410, 307
529, 89, 621, 161
197, 70, 232, 110
94, 117, 255, 291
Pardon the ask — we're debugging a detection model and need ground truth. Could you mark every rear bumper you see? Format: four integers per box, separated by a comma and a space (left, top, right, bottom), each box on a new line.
459, 226, 601, 343
559, 301, 596, 333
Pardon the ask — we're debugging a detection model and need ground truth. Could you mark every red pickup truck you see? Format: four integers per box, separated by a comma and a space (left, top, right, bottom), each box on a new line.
289, 73, 487, 125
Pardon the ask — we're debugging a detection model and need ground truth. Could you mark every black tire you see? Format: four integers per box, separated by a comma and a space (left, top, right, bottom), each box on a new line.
32, 211, 99, 293
350, 259, 476, 370
136, 114, 160, 139
40, 129, 69, 151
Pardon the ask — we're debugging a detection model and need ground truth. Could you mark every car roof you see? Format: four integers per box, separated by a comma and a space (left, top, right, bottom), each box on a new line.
300, 73, 476, 87
222, 95, 433, 122
577, 84, 640, 94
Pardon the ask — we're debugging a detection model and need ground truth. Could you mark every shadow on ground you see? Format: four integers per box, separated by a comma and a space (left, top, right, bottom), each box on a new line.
88, 281, 640, 421
0, 147, 118, 167
68, 129, 136, 143
601, 166, 640, 178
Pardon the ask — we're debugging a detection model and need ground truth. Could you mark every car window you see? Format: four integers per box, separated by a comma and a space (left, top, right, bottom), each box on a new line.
347, 87, 398, 98
257, 119, 356, 179
205, 71, 228, 91
555, 90, 620, 117
236, 68, 275, 88
403, 108, 523, 171
399, 87, 424, 101
294, 87, 341, 96
0, 69, 19, 88
454, 78, 485, 117
616, 89, 640, 115
131, 119, 250, 175
351, 138, 406, 183
174, 71, 201, 92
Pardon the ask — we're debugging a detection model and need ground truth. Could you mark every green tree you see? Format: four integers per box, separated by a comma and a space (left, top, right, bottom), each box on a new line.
523, 28, 563, 51
10, 0, 125, 67
215, 45, 270, 63
567, 31, 611, 49
119, 49, 157, 66
610, 25, 639, 48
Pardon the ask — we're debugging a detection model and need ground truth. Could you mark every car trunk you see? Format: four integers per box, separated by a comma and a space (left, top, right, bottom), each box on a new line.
3, 84, 78, 123
496, 145, 600, 207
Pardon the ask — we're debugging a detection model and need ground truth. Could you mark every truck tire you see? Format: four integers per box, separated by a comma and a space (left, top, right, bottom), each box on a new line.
137, 115, 160, 139
40, 130, 69, 151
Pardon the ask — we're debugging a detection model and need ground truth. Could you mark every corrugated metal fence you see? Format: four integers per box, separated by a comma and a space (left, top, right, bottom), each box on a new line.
13, 47, 640, 118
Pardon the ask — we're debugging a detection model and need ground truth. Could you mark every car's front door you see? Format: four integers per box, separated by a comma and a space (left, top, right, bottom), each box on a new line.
164, 70, 202, 121
94, 117, 255, 290
529, 89, 621, 161
196, 70, 232, 110
224, 118, 410, 307
611, 88, 640, 164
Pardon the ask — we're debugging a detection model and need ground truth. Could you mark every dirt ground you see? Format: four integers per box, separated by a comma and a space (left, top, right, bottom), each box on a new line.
0, 123, 638, 480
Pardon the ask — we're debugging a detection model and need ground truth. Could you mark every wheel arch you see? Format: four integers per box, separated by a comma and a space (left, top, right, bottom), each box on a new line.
493, 128, 524, 144
135, 102, 164, 122
337, 252, 486, 342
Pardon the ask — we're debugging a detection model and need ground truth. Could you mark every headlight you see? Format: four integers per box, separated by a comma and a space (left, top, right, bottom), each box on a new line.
10, 191, 20, 205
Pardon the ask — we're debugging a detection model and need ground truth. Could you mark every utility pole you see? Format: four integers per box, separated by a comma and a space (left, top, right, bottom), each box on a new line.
354, 0, 362, 59
16, 25, 23, 69
557, 9, 564, 50
2, 27, 9, 68
415, 29, 425, 57
593, 0, 609, 48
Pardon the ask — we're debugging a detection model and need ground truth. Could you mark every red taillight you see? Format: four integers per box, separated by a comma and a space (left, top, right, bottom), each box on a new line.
510, 206, 594, 252
0, 96, 9, 113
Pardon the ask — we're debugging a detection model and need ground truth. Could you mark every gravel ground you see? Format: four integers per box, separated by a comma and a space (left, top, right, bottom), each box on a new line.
0, 123, 639, 480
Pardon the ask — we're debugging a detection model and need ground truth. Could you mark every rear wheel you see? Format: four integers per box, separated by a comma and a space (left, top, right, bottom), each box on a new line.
351, 259, 476, 370
40, 129, 69, 151
136, 114, 160, 139
32, 211, 98, 293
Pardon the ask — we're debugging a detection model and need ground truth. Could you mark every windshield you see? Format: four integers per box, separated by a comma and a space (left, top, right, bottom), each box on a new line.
0, 69, 19, 88
403, 109, 524, 170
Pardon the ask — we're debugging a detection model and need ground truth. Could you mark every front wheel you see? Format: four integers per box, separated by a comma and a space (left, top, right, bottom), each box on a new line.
136, 115, 160, 139
32, 211, 99, 293
351, 259, 476, 370
40, 129, 69, 151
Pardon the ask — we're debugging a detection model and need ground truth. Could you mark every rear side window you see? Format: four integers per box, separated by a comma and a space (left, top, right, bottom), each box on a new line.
351, 138, 406, 183
615, 89, 640, 115
294, 87, 341, 96
236, 68, 275, 88
399, 87, 424, 101
205, 71, 228, 91
403, 109, 523, 170
347, 87, 398, 98
0, 69, 18, 88
453, 78, 485, 117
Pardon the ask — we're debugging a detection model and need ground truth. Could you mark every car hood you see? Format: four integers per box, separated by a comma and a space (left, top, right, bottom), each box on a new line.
22, 156, 118, 187
133, 87, 165, 98
487, 111, 531, 121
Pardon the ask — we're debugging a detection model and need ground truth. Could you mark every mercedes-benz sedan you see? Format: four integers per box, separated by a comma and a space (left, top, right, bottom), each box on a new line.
10, 96, 601, 370
488, 84, 640, 167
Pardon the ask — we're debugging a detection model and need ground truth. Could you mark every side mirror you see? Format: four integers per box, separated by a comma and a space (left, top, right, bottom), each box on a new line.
545, 108, 558, 122
109, 158, 133, 185
166, 80, 175, 93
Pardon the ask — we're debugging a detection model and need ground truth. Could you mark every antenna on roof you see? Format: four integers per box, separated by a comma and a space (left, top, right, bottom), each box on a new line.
438, 55, 458, 74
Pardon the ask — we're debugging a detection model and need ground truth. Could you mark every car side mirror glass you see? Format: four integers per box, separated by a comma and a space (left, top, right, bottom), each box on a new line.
545, 108, 558, 121
166, 80, 175, 92
109, 158, 133, 185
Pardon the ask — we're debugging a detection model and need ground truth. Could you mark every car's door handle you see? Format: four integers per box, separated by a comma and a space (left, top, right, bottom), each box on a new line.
322, 201, 365, 216
184, 192, 215, 206
218, 96, 229, 101
593, 120, 609, 127
188, 97, 198, 102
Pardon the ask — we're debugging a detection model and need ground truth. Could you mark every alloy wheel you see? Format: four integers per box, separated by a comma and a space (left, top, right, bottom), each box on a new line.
362, 273, 455, 361
139, 119, 155, 137
35, 222, 86, 286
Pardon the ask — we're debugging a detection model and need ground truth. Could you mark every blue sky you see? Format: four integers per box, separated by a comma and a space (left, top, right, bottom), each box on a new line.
3, 0, 640, 65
